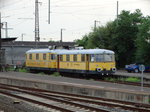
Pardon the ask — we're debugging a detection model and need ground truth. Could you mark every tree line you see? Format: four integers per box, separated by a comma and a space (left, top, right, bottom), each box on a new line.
75, 9, 150, 68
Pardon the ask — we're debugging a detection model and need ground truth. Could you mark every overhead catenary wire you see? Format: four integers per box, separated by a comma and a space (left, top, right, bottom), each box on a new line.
0, 0, 31, 9
1, 0, 148, 42
1, 0, 141, 20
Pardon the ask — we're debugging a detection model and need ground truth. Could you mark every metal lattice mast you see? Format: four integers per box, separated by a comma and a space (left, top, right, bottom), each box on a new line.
0, 13, 1, 50
35, 0, 40, 47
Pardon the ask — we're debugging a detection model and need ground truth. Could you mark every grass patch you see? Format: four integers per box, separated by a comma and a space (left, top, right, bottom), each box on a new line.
125, 77, 140, 82
7, 67, 28, 73
104, 77, 117, 82
38, 72, 45, 75
104, 77, 140, 83
52, 72, 61, 77
18, 68, 28, 73
8, 68, 14, 71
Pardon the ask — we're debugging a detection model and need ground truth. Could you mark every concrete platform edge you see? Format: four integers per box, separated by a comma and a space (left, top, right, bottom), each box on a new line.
0, 77, 149, 104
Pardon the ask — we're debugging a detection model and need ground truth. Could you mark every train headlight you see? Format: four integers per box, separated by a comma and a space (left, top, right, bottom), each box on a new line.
96, 68, 101, 72
112, 68, 116, 72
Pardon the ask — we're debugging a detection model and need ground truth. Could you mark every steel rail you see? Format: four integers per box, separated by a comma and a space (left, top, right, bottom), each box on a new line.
0, 91, 73, 112
0, 84, 150, 112
1, 83, 149, 109
0, 86, 109, 112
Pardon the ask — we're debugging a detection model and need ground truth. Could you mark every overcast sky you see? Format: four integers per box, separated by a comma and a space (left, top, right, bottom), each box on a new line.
0, 0, 150, 42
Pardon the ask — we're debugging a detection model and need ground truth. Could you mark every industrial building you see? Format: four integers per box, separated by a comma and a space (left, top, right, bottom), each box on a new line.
2, 41, 75, 65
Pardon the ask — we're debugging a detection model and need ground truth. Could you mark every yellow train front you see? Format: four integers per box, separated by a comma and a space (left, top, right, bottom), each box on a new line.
25, 48, 116, 76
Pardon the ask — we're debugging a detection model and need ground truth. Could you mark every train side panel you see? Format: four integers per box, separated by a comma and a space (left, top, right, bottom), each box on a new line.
59, 54, 87, 73
26, 53, 57, 71
89, 62, 116, 74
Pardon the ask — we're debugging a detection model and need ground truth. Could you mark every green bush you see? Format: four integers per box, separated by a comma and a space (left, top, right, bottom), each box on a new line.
125, 77, 140, 82
104, 77, 116, 82
52, 72, 61, 77
38, 72, 45, 75
104, 77, 110, 81
18, 68, 28, 73
119, 78, 126, 82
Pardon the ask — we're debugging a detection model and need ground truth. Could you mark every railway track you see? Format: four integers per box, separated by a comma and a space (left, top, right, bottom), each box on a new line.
0, 84, 111, 112
61, 73, 150, 88
96, 79, 150, 88
0, 83, 150, 112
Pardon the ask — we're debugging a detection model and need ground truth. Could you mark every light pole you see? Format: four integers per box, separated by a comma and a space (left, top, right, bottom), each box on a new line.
60, 28, 65, 43
139, 65, 145, 91
2, 22, 7, 38
21, 33, 26, 42
94, 20, 100, 31
35, 0, 40, 48
48, 0, 51, 24
1, 22, 13, 38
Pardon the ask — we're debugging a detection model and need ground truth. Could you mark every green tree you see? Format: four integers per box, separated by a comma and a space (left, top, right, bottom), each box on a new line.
74, 35, 89, 48
75, 9, 145, 68
76, 23, 115, 49
112, 9, 143, 67
136, 16, 150, 65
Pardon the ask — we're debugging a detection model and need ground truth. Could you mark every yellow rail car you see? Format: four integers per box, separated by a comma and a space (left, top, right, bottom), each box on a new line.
26, 49, 57, 71
25, 48, 116, 75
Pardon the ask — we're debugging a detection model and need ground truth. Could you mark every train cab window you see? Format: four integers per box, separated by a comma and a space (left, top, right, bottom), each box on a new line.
90, 54, 95, 62
26, 54, 27, 59
95, 54, 103, 62
60, 55, 63, 61
73, 54, 77, 62
81, 54, 85, 62
51, 54, 56, 60
112, 54, 115, 61
29, 54, 32, 60
104, 54, 114, 62
43, 54, 46, 60
36, 54, 39, 60
66, 55, 70, 61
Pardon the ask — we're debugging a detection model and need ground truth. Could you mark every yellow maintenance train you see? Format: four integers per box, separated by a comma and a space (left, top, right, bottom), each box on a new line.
25, 47, 116, 76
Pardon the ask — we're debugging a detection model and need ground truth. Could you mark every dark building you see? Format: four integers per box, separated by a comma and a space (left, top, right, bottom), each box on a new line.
0, 38, 17, 66
2, 41, 75, 65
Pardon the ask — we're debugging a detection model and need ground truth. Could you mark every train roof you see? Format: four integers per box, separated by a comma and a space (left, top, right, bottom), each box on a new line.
26, 49, 114, 54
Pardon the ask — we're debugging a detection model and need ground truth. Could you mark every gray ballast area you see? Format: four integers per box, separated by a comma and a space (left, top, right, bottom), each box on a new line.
0, 72, 150, 104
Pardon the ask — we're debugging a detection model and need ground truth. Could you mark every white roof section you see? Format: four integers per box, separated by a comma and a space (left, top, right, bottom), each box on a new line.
26, 49, 114, 54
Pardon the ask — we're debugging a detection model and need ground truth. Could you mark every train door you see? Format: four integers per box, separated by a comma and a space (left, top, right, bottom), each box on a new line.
86, 54, 89, 72
57, 55, 60, 72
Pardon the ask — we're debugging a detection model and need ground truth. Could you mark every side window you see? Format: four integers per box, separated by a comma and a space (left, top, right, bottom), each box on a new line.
60, 55, 63, 61
73, 54, 77, 62
90, 54, 95, 62
104, 54, 113, 62
66, 55, 70, 61
51, 54, 56, 60
29, 54, 32, 60
36, 54, 39, 60
43, 54, 46, 60
81, 54, 85, 62
49, 54, 51, 60
95, 54, 103, 62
